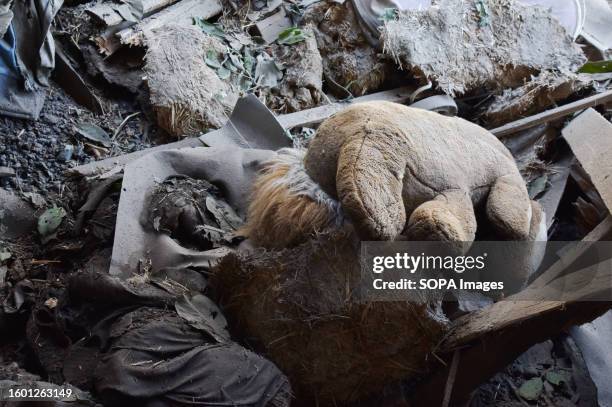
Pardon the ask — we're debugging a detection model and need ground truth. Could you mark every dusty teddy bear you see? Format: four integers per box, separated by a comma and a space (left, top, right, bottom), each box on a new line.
242, 101, 544, 248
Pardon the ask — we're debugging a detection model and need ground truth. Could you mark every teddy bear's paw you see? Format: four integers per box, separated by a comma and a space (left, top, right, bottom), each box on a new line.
486, 174, 532, 240
405, 191, 477, 249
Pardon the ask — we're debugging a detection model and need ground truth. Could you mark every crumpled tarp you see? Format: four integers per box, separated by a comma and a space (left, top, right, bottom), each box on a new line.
0, 0, 62, 119
109, 147, 277, 277
571, 311, 612, 407
25, 269, 292, 407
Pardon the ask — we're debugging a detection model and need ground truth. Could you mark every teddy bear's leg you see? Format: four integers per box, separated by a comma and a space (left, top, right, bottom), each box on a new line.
486, 174, 532, 240
405, 190, 477, 243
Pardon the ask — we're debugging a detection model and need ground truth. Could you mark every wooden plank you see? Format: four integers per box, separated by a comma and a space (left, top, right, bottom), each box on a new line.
67, 137, 204, 177
117, 0, 222, 47
278, 86, 415, 129
86, 0, 180, 27
563, 108, 612, 212
410, 215, 612, 406
491, 89, 612, 138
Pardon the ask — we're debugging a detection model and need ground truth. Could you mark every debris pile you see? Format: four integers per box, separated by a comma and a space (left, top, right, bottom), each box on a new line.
2, 0, 612, 406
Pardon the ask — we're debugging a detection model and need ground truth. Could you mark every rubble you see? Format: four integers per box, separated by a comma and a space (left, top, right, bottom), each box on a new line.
382, 0, 586, 96
144, 25, 239, 137
95, 0, 223, 55
2, 0, 612, 405
303, 1, 392, 97
484, 71, 591, 126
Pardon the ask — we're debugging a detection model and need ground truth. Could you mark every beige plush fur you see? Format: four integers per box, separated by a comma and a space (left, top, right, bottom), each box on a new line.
240, 149, 343, 248
303, 101, 539, 243
243, 101, 543, 247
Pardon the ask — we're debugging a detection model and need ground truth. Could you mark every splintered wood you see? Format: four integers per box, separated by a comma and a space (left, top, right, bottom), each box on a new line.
563, 108, 612, 212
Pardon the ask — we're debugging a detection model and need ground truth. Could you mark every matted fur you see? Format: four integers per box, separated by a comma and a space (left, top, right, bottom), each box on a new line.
240, 148, 344, 248
211, 232, 448, 404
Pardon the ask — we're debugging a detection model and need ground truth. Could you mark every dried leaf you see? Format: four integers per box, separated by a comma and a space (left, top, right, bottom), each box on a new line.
205, 50, 222, 69
528, 175, 548, 199
205, 196, 243, 231
217, 66, 231, 80
0, 247, 11, 262
193, 17, 225, 38
75, 122, 112, 148
545, 370, 569, 386
255, 53, 283, 87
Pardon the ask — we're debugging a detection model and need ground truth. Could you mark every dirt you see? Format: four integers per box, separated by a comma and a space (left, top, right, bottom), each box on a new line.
0, 82, 153, 194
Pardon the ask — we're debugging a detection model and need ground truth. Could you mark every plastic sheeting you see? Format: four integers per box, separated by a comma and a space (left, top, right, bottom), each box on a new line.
571, 311, 612, 407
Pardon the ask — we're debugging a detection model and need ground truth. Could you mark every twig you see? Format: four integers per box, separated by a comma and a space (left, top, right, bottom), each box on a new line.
442, 350, 461, 407
112, 112, 141, 140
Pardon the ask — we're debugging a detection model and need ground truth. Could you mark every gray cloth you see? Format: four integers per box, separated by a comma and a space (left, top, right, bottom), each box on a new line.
0, 0, 62, 119
109, 147, 276, 277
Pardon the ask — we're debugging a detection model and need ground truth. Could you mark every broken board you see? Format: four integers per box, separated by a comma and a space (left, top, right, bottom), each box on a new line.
563, 108, 612, 212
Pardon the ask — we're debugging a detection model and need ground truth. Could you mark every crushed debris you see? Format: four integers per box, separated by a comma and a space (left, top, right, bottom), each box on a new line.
382, 0, 586, 96
2, 0, 612, 405
144, 24, 239, 136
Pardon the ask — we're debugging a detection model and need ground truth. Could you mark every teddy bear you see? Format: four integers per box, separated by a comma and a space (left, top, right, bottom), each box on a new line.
241, 101, 544, 249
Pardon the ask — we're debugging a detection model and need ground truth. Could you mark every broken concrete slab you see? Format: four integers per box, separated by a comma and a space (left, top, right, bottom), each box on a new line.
144, 24, 239, 137
266, 25, 324, 113
382, 0, 586, 96
562, 108, 612, 212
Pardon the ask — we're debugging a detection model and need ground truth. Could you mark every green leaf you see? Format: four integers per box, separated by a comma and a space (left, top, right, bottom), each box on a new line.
243, 47, 255, 74
277, 27, 306, 45
204, 50, 222, 69
518, 377, 543, 401
579, 60, 612, 74
545, 370, 569, 386
38, 205, 66, 237
193, 17, 225, 38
